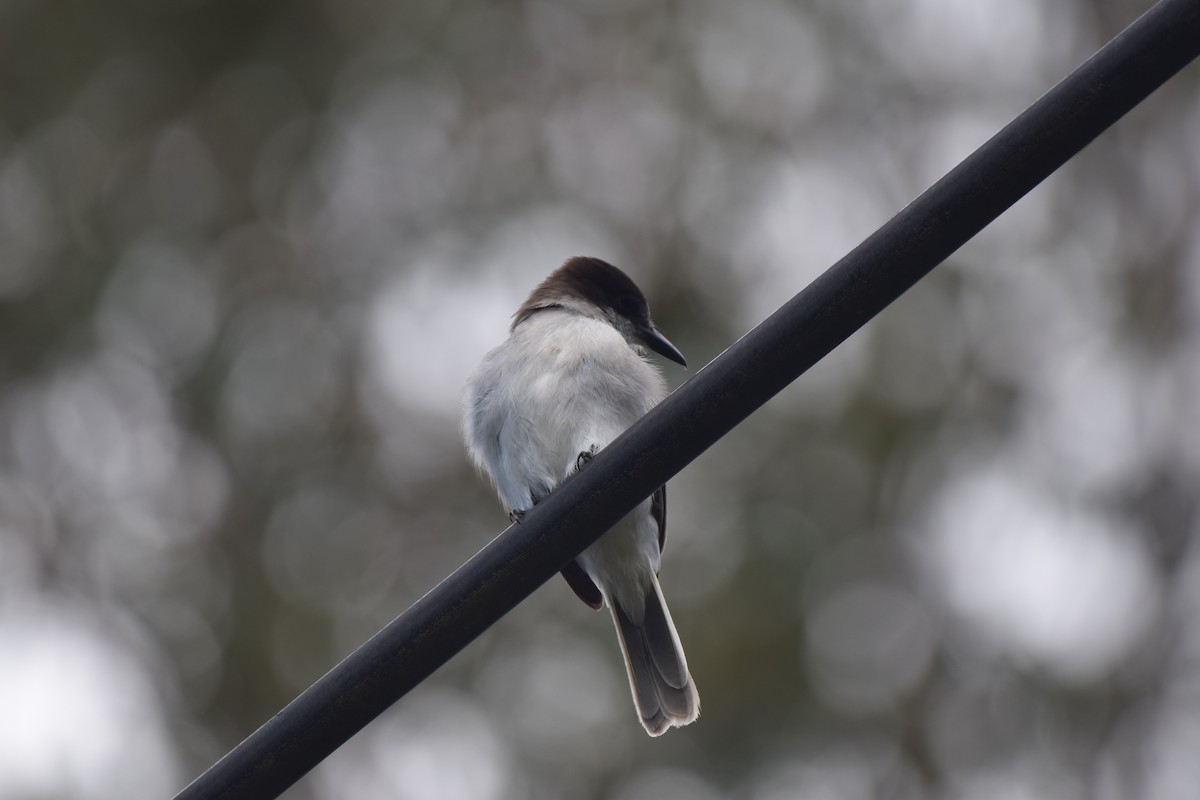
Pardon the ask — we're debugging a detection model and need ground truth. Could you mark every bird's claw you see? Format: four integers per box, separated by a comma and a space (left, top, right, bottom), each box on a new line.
575, 444, 599, 472
509, 508, 527, 524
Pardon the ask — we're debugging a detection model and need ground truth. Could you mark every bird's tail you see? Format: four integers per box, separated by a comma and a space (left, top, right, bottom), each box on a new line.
607, 574, 700, 736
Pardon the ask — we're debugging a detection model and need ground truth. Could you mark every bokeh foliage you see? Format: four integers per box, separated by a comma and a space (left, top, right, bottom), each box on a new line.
1, 1, 1198, 798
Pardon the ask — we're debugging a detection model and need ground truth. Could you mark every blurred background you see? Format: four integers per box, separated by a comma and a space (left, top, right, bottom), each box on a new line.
1, 0, 1198, 798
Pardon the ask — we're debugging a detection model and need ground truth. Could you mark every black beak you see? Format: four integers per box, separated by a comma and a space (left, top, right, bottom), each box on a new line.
639, 325, 687, 367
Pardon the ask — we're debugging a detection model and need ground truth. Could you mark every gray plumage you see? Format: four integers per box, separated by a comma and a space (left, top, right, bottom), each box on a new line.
462, 257, 699, 736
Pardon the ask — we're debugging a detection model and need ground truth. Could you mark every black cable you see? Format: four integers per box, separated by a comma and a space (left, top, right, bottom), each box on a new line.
174, 1, 1200, 797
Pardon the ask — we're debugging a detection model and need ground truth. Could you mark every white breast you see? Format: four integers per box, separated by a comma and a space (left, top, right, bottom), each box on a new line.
462, 309, 667, 512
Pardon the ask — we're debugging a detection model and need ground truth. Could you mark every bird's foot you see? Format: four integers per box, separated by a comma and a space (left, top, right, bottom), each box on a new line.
575, 444, 599, 472
509, 508, 527, 524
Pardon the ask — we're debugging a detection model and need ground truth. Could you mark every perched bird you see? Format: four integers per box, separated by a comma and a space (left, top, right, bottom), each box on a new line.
462, 256, 699, 736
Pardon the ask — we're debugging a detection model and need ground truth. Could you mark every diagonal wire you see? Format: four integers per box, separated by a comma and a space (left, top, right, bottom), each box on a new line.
174, 1, 1200, 797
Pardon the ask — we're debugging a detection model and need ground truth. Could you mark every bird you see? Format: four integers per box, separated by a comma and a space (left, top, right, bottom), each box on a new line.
462, 255, 699, 736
